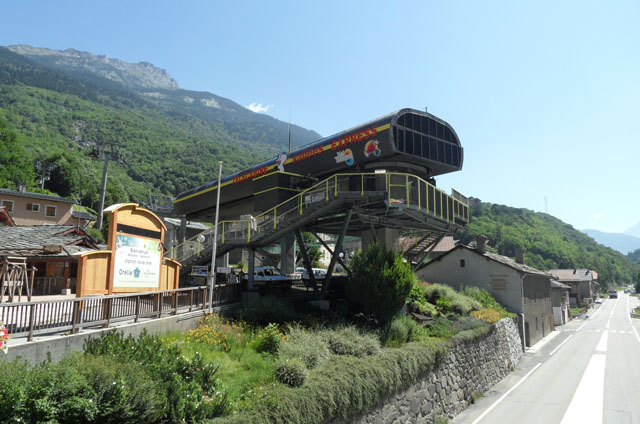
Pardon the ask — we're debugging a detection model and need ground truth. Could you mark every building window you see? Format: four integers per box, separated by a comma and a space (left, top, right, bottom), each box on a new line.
1, 200, 14, 212
26, 203, 40, 212
460, 259, 465, 268
45, 205, 57, 217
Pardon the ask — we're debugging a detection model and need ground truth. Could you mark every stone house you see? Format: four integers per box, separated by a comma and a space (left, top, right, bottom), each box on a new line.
0, 187, 95, 227
417, 240, 553, 348
551, 279, 571, 325
547, 269, 598, 308
0, 225, 99, 296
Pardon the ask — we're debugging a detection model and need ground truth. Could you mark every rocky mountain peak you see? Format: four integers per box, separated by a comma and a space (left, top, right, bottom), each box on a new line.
7, 44, 179, 90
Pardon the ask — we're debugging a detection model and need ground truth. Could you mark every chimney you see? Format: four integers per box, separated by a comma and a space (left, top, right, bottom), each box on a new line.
18, 184, 26, 193
475, 235, 487, 254
515, 248, 524, 264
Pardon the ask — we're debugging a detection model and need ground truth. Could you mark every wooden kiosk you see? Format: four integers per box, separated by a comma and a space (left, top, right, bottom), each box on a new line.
76, 203, 180, 296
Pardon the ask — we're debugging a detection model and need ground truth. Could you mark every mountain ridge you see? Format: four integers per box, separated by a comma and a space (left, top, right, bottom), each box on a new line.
454, 202, 638, 288
7, 44, 179, 90
582, 229, 640, 255
0, 45, 321, 210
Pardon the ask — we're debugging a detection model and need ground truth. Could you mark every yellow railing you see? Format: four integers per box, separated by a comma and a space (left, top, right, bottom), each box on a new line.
170, 172, 469, 264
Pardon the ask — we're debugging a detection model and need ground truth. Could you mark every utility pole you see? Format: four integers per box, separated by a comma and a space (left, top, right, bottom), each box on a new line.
93, 142, 124, 230
208, 161, 223, 312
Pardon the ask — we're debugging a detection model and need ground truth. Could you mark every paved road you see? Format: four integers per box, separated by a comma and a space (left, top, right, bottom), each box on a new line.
453, 292, 640, 424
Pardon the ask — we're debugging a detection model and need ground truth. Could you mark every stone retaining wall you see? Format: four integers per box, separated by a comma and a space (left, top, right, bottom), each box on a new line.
332, 318, 523, 424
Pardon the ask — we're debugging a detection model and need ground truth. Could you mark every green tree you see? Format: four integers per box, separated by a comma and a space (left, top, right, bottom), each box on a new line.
346, 243, 414, 324
0, 121, 35, 189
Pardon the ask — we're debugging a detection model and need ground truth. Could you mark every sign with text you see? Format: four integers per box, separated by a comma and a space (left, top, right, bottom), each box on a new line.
113, 234, 162, 288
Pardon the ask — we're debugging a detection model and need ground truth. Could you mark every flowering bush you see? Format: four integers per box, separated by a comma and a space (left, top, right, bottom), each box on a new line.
186, 313, 248, 352
0, 321, 9, 353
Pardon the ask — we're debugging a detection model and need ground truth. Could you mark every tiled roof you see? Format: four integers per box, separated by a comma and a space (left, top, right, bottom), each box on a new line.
0, 188, 75, 204
428, 245, 551, 277
0, 225, 97, 257
481, 249, 551, 277
551, 279, 571, 289
547, 269, 594, 282
72, 210, 97, 220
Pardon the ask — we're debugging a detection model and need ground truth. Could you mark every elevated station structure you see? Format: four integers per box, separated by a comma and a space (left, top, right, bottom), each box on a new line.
171, 108, 470, 293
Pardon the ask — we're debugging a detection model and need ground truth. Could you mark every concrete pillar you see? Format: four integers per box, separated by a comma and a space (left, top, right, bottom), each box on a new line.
247, 248, 255, 292
360, 227, 401, 254
177, 217, 187, 259
280, 234, 296, 275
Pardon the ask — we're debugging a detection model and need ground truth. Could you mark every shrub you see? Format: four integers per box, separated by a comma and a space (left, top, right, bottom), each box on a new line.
64, 354, 163, 423
320, 326, 380, 357
278, 326, 330, 369
84, 330, 229, 421
186, 313, 248, 352
213, 339, 451, 424
275, 357, 308, 387
471, 308, 502, 324
255, 323, 284, 354
238, 296, 298, 326
0, 359, 29, 420
382, 316, 430, 347
346, 244, 414, 324
463, 287, 514, 318
0, 354, 163, 424
422, 283, 482, 315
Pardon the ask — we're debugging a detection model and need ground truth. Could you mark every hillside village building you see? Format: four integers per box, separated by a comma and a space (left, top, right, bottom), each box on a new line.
0, 225, 99, 296
547, 269, 599, 307
0, 187, 95, 227
551, 280, 571, 325
417, 239, 553, 348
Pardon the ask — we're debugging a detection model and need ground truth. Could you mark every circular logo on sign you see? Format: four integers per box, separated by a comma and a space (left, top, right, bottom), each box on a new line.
364, 140, 381, 158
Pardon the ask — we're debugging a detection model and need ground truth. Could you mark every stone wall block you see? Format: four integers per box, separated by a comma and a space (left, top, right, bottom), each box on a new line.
330, 319, 523, 424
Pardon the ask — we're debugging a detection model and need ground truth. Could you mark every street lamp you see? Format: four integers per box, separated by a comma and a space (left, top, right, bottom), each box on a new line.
208, 161, 223, 313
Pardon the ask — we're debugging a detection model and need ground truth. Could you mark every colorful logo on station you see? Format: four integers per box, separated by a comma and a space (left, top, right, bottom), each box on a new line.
133, 267, 141, 278
276, 152, 288, 172
335, 148, 354, 166
364, 140, 381, 158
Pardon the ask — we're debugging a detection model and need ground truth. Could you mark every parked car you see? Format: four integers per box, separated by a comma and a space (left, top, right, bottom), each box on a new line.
295, 267, 327, 281
595, 297, 603, 304
243, 266, 294, 290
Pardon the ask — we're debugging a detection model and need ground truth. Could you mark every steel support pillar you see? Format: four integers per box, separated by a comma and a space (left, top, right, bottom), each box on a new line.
295, 229, 319, 297
309, 230, 350, 275
322, 209, 353, 297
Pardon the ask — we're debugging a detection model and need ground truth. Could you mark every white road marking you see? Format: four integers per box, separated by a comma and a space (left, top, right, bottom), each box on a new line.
606, 320, 610, 329
577, 320, 589, 332
471, 362, 542, 424
526, 330, 560, 353
550, 334, 573, 356
595, 331, 608, 353
627, 295, 632, 323
632, 326, 640, 343
560, 353, 606, 424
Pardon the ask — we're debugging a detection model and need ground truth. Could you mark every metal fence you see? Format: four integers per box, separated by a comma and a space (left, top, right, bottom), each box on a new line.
0, 284, 242, 341
170, 172, 470, 264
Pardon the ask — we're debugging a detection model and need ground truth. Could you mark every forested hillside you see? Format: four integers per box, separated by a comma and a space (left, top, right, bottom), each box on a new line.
0, 46, 320, 209
455, 202, 638, 289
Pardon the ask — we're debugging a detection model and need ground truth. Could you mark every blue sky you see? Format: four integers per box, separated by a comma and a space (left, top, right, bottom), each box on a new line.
1, 1, 639, 234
